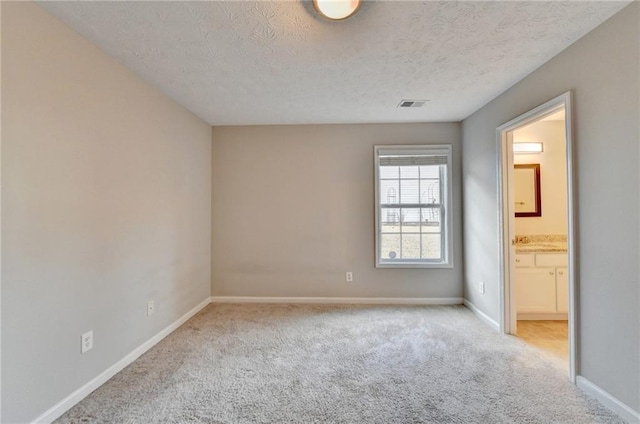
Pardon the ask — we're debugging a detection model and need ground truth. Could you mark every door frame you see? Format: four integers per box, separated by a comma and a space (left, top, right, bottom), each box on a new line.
496, 91, 577, 382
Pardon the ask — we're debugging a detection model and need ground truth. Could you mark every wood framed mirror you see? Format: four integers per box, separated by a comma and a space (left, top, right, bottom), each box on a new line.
514, 164, 541, 217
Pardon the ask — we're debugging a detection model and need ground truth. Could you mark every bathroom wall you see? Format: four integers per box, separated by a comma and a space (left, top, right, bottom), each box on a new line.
513, 120, 568, 236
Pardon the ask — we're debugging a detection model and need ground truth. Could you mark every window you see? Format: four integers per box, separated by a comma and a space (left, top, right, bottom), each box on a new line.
374, 145, 453, 268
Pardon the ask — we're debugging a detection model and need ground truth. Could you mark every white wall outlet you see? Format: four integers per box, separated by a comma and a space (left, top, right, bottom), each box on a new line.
345, 271, 353, 282
81, 331, 93, 354
147, 300, 155, 317
479, 282, 485, 295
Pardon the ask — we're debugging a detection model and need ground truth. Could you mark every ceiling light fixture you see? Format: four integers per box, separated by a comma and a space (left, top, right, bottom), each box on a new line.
313, 0, 362, 21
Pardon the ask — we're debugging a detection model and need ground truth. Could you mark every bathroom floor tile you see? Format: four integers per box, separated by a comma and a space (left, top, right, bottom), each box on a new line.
517, 320, 568, 372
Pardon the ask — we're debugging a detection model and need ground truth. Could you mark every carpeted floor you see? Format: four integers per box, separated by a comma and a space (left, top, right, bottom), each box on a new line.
56, 304, 622, 423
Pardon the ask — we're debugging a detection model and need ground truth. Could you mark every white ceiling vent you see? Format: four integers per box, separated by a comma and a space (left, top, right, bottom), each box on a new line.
398, 100, 429, 108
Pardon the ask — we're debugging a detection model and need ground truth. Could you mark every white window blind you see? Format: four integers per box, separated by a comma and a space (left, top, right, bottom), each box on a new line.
378, 155, 449, 167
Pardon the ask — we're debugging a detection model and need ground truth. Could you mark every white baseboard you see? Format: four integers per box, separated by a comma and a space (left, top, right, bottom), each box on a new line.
463, 299, 500, 331
210, 296, 463, 305
576, 376, 640, 423
31, 297, 212, 424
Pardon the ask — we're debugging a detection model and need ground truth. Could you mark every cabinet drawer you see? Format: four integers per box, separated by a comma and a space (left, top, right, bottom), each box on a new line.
535, 253, 567, 267
515, 254, 535, 267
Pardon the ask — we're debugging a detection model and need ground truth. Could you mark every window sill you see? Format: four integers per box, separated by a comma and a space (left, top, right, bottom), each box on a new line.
376, 261, 454, 269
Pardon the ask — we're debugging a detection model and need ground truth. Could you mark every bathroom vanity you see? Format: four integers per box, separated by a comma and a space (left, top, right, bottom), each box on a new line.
515, 242, 568, 320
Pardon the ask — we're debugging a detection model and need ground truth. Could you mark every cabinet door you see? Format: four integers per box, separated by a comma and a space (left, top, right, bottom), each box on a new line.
515, 268, 557, 313
556, 267, 569, 313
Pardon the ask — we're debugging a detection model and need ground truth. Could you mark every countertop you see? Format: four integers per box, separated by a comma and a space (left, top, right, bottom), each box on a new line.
515, 242, 567, 253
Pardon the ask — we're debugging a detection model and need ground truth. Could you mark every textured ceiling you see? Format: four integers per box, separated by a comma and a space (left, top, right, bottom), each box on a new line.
37, 1, 630, 125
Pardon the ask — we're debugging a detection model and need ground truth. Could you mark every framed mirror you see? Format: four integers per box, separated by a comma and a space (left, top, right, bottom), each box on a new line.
513, 164, 541, 217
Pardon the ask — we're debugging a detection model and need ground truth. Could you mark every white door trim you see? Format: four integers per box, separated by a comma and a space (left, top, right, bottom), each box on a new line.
496, 91, 577, 383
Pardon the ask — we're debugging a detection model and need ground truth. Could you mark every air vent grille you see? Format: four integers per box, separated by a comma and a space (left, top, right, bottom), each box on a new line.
398, 99, 429, 108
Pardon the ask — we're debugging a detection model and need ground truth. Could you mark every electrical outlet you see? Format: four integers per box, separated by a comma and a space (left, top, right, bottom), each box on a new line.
81, 331, 93, 354
479, 282, 485, 295
147, 300, 155, 317
346, 271, 353, 282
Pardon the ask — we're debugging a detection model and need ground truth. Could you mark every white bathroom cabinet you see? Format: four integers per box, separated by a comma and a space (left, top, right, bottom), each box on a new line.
555, 267, 568, 313
515, 253, 568, 319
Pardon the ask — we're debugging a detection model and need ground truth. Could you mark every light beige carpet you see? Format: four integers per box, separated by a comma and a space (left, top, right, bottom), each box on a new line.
56, 304, 622, 423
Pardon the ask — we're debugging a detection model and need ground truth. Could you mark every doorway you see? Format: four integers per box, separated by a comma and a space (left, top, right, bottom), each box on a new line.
497, 92, 576, 382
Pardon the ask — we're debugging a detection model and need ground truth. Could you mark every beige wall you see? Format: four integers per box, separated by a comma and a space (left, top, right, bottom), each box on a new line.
1, 3, 212, 422
513, 120, 568, 236
211, 123, 462, 299
462, 2, 639, 412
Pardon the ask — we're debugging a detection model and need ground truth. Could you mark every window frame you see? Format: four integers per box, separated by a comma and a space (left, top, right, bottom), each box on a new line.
374, 144, 454, 269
